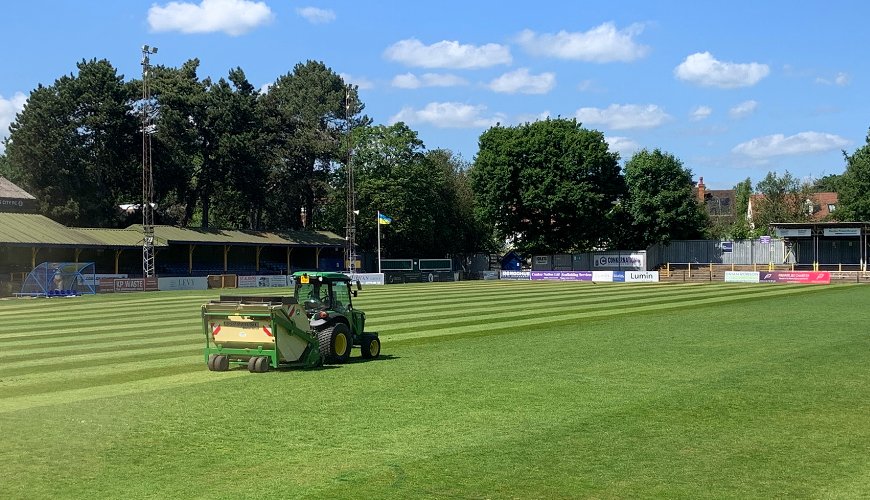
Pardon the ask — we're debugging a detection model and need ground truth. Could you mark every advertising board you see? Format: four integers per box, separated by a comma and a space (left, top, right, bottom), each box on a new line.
99, 277, 158, 293
724, 271, 760, 283
591, 271, 613, 282
759, 271, 831, 284
345, 273, 386, 285
592, 252, 646, 270
238, 275, 290, 288
158, 277, 209, 291
499, 271, 531, 280
823, 228, 860, 236
625, 271, 659, 283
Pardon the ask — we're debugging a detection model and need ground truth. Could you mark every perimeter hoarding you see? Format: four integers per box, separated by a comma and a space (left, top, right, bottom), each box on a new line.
500, 271, 531, 280
158, 277, 209, 291
529, 270, 659, 282
760, 271, 831, 284
238, 275, 291, 288
724, 271, 760, 283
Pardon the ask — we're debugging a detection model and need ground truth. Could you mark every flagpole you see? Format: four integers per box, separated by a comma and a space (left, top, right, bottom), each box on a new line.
377, 211, 382, 274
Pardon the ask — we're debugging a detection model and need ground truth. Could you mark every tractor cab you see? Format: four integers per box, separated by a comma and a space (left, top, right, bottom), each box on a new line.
293, 272, 364, 335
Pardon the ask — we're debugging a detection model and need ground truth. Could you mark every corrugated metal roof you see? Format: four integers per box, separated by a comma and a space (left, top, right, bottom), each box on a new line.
0, 213, 343, 248
72, 227, 168, 247
0, 213, 105, 246
125, 225, 344, 247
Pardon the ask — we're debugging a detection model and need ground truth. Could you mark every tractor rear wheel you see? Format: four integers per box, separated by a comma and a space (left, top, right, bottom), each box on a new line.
213, 354, 230, 371
317, 323, 352, 364
361, 334, 381, 359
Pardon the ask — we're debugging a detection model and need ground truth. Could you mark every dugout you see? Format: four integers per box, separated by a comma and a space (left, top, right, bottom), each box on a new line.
770, 222, 870, 271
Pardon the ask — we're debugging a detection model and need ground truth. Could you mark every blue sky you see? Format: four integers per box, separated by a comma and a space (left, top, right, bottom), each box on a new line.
1, 0, 867, 189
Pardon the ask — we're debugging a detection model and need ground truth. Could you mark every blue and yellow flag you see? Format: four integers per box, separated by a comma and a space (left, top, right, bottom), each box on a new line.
378, 212, 392, 225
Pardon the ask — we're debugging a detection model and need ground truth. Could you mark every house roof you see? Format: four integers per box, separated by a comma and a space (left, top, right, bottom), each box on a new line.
0, 176, 36, 200
748, 192, 838, 221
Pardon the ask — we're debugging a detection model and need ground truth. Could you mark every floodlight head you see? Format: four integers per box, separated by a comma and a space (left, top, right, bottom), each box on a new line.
142, 45, 158, 54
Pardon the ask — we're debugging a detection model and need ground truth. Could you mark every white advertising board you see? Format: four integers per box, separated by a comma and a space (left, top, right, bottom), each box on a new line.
344, 273, 386, 285
776, 228, 811, 237
158, 276, 209, 291
724, 271, 760, 283
823, 227, 860, 236
591, 271, 613, 282
238, 275, 290, 288
625, 271, 659, 283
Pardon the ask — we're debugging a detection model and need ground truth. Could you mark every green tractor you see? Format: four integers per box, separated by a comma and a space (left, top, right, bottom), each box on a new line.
201, 271, 380, 373
293, 271, 381, 363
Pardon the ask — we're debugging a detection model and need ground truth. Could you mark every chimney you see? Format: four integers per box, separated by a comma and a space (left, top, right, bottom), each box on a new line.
697, 176, 706, 204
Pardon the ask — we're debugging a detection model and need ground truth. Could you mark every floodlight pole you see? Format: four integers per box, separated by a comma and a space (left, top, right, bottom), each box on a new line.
141, 45, 158, 278
344, 85, 358, 275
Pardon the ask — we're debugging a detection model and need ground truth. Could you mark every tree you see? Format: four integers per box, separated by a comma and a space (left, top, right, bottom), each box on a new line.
258, 61, 367, 230
729, 177, 753, 239
620, 149, 707, 248
813, 173, 843, 193
323, 123, 487, 257
471, 118, 622, 255
836, 130, 870, 221
750, 171, 814, 233
5, 59, 139, 226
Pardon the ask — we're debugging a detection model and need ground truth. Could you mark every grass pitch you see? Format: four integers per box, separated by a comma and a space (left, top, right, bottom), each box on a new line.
1, 281, 869, 498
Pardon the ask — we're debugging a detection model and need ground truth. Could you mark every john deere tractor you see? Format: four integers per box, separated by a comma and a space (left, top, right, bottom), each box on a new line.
293, 271, 380, 363
201, 271, 380, 373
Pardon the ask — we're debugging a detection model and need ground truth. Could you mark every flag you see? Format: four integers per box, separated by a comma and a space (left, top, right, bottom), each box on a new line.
378, 212, 392, 225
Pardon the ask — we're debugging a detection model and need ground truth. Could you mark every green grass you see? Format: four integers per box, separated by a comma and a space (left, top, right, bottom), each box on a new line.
1, 281, 869, 499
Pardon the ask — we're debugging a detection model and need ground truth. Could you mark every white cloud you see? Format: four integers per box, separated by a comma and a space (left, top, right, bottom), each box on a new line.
729, 100, 757, 119
732, 131, 849, 158
487, 68, 556, 94
148, 0, 273, 36
383, 39, 512, 69
605, 136, 641, 157
516, 23, 649, 62
0, 92, 27, 152
389, 102, 504, 128
674, 52, 769, 88
690, 105, 712, 121
296, 6, 335, 24
816, 72, 850, 86
391, 73, 468, 89
339, 73, 374, 90
576, 104, 671, 130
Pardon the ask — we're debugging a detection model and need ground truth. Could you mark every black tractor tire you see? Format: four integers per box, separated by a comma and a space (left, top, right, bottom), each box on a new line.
213, 354, 230, 371
317, 323, 352, 364
361, 334, 381, 359
207, 354, 218, 371
247, 356, 259, 373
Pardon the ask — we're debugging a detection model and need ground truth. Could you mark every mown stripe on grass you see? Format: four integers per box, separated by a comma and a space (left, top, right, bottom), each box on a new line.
0, 336, 201, 362
0, 353, 197, 386
0, 369, 246, 414
0, 347, 201, 378
0, 362, 203, 399
381, 284, 837, 344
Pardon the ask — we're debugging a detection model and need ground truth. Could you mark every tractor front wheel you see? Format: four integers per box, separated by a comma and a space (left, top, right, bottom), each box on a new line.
317, 323, 352, 364
361, 334, 381, 359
